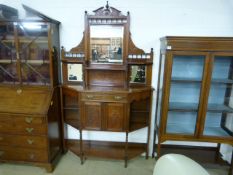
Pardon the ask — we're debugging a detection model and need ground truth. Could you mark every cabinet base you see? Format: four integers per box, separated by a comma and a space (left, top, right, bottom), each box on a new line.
0, 150, 63, 173
66, 139, 146, 165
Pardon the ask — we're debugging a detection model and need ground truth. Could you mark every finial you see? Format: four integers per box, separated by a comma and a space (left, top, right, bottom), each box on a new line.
106, 1, 109, 9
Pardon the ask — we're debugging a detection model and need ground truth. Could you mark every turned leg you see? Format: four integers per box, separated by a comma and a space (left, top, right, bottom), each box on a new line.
124, 132, 129, 168
79, 129, 84, 164
157, 140, 161, 158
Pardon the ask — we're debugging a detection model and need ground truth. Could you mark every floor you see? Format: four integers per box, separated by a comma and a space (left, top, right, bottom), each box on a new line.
0, 151, 229, 175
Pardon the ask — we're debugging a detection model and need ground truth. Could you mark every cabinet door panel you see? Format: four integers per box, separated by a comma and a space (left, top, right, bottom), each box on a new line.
83, 102, 102, 130
105, 103, 124, 131
203, 55, 233, 138
165, 53, 207, 136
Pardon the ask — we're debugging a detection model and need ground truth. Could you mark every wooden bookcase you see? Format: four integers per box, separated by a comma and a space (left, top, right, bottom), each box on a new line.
0, 5, 62, 172
60, 2, 154, 167
154, 36, 233, 175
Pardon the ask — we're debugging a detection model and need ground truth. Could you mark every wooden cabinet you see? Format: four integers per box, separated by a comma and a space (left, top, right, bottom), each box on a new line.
60, 3, 153, 167
154, 36, 233, 175
0, 5, 62, 172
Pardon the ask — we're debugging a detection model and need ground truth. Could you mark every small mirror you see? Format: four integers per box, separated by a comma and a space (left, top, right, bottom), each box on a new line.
67, 64, 83, 82
130, 65, 146, 83
90, 25, 123, 64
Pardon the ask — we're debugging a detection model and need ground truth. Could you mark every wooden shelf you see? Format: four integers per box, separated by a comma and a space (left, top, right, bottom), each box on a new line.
171, 77, 202, 83
208, 103, 233, 113
61, 59, 84, 64
203, 126, 231, 137
211, 78, 233, 84
169, 102, 198, 111
0, 59, 49, 64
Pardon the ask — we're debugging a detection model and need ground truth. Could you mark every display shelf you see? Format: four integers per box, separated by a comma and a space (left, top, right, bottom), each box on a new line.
211, 79, 233, 84
169, 102, 198, 111
171, 77, 202, 83
208, 104, 233, 113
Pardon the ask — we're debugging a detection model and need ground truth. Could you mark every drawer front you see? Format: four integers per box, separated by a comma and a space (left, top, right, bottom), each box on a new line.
0, 134, 47, 149
82, 93, 127, 102
14, 124, 47, 135
0, 146, 48, 162
14, 116, 45, 125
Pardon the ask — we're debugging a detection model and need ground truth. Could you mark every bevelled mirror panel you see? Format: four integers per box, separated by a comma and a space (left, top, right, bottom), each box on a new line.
67, 64, 83, 82
90, 25, 123, 64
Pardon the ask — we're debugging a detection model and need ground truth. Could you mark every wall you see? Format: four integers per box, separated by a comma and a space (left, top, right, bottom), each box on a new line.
1, 0, 233, 161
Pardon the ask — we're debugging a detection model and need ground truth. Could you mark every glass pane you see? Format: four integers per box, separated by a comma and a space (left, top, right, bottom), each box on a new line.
204, 56, 233, 138
171, 55, 205, 81
17, 22, 50, 85
21, 63, 50, 85
166, 112, 197, 134
90, 25, 123, 64
67, 64, 83, 82
167, 55, 205, 135
130, 65, 146, 83
0, 22, 19, 84
204, 112, 232, 137
211, 56, 233, 82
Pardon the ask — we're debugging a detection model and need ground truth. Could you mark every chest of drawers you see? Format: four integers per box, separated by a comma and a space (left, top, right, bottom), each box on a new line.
0, 87, 62, 172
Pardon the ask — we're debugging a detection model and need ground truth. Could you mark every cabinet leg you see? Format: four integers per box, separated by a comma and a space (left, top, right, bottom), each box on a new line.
157, 140, 161, 158
215, 143, 221, 163
124, 132, 128, 168
229, 150, 233, 175
79, 129, 84, 165
152, 130, 157, 158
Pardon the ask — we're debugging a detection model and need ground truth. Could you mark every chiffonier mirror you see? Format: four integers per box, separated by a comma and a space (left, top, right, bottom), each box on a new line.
61, 2, 154, 167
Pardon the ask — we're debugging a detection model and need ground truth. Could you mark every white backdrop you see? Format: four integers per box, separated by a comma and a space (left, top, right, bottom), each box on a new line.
1, 0, 233, 161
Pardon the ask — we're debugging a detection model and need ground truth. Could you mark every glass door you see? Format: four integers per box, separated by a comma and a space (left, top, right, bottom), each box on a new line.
166, 52, 207, 135
203, 55, 233, 138
0, 22, 19, 84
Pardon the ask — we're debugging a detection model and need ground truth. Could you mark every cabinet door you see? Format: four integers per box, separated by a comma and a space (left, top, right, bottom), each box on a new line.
105, 103, 125, 131
162, 52, 208, 136
83, 102, 102, 130
0, 22, 19, 84
202, 54, 233, 139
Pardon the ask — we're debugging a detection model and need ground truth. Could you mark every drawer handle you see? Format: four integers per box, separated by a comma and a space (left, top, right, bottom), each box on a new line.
27, 139, 34, 145
0, 151, 4, 156
25, 117, 33, 123
29, 154, 35, 160
114, 96, 123, 100
26, 128, 34, 133
87, 95, 94, 99
50, 101, 53, 106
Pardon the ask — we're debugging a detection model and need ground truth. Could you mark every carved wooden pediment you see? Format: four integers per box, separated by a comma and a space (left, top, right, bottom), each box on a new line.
92, 1, 125, 17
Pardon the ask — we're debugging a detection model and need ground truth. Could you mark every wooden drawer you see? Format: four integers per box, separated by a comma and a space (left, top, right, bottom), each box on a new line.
0, 134, 47, 149
14, 124, 47, 135
82, 93, 127, 102
14, 115, 45, 125
0, 146, 48, 162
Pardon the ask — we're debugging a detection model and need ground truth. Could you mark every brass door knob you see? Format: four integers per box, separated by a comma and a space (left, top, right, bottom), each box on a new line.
87, 95, 94, 99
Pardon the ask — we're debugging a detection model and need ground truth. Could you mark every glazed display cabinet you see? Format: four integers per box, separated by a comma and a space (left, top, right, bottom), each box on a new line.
154, 36, 233, 175
60, 2, 154, 167
0, 5, 62, 172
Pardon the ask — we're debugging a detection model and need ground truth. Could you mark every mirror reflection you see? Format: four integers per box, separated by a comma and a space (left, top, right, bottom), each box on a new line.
67, 64, 83, 82
130, 65, 146, 83
90, 25, 123, 64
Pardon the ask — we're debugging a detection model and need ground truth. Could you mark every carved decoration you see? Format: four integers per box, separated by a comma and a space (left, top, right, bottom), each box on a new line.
92, 1, 125, 17
70, 36, 85, 53
128, 34, 145, 55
